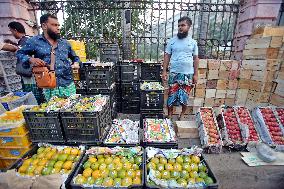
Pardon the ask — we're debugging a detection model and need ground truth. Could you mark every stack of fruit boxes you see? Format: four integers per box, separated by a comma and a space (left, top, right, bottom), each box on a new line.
0, 106, 32, 170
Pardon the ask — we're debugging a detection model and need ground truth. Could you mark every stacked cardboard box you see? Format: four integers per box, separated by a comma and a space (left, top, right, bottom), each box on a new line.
239, 26, 284, 107
68, 40, 87, 62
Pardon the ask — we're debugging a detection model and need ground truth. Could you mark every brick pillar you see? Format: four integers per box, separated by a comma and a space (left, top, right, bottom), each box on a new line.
0, 0, 38, 42
233, 0, 282, 60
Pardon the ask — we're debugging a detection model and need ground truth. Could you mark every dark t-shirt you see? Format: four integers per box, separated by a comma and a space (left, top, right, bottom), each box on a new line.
18, 36, 29, 47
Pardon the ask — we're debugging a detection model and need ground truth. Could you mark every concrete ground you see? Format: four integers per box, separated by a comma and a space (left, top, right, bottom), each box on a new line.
118, 113, 284, 189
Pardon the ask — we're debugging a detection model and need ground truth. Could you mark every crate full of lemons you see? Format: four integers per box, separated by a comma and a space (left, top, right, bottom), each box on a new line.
71, 146, 144, 188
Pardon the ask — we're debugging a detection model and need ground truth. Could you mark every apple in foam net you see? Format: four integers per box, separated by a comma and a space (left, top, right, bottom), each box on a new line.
223, 108, 243, 143
236, 107, 259, 141
260, 108, 284, 145
200, 108, 220, 144
276, 108, 284, 126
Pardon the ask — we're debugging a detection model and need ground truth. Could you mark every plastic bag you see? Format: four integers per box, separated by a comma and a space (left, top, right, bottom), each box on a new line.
256, 143, 276, 163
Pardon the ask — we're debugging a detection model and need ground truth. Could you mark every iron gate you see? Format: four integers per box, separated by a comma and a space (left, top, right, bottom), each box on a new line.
30, 0, 239, 61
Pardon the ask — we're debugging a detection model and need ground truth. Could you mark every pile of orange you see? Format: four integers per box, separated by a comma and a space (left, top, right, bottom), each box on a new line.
74, 154, 143, 187
18, 146, 81, 176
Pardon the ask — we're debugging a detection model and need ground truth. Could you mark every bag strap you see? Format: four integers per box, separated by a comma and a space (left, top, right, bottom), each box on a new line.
50, 44, 57, 71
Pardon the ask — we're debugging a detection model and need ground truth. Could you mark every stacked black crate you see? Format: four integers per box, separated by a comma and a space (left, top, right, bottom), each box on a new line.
140, 62, 164, 128
84, 62, 117, 119
120, 60, 141, 114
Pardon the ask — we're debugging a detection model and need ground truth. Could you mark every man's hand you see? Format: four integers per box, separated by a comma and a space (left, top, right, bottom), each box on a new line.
71, 62, 80, 69
162, 71, 168, 81
193, 74, 198, 84
29, 58, 46, 67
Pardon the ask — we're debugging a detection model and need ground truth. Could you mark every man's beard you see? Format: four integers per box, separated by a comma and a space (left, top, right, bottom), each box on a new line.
177, 31, 188, 39
47, 28, 60, 40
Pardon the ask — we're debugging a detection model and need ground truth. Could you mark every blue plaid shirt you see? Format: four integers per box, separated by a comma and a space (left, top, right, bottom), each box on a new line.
17, 35, 81, 87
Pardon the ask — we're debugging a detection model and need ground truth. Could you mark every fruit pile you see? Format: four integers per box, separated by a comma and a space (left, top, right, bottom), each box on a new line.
275, 108, 284, 125
235, 107, 259, 142
65, 95, 107, 112
0, 95, 20, 103
259, 107, 284, 145
144, 119, 176, 143
17, 145, 83, 176
30, 97, 71, 112
73, 147, 143, 187
222, 108, 243, 143
104, 119, 139, 144
140, 82, 164, 90
146, 147, 214, 187
0, 106, 25, 123
199, 108, 221, 145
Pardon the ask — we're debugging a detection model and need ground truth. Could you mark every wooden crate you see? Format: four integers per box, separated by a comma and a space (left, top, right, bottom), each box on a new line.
220, 60, 233, 71
270, 36, 283, 48
238, 79, 251, 89
208, 59, 221, 70
217, 80, 228, 90
204, 98, 215, 106
215, 90, 227, 98
207, 70, 219, 80
205, 89, 216, 98
241, 60, 267, 71
270, 93, 284, 106
214, 98, 225, 107
194, 88, 206, 98
198, 68, 207, 79
245, 37, 271, 49
218, 70, 230, 80
206, 80, 218, 89
239, 69, 252, 79
226, 90, 236, 98
199, 59, 208, 68
225, 98, 235, 106
228, 70, 240, 80
243, 48, 279, 59
253, 26, 284, 37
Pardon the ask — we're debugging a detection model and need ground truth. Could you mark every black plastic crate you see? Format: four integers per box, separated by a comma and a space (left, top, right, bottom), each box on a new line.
121, 97, 140, 114
120, 61, 141, 82
61, 98, 111, 144
121, 82, 140, 98
70, 147, 145, 189
145, 153, 218, 189
141, 63, 161, 81
23, 111, 65, 143
140, 89, 164, 111
84, 64, 115, 90
140, 111, 164, 129
12, 145, 85, 189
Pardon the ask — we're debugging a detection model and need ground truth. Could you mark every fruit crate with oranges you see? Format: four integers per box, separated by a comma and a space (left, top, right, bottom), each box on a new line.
216, 107, 247, 150
71, 146, 144, 189
13, 143, 85, 188
196, 107, 223, 154
252, 107, 284, 146
145, 147, 218, 189
143, 119, 178, 149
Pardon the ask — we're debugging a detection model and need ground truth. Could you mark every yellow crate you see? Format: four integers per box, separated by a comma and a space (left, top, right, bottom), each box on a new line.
0, 132, 31, 147
0, 157, 18, 170
0, 145, 31, 158
0, 123, 28, 136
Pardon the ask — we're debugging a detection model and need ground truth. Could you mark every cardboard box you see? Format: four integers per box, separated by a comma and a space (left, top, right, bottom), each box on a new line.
176, 121, 199, 139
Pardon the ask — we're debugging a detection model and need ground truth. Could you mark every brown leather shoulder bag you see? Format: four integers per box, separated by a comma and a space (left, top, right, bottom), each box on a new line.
32, 45, 57, 89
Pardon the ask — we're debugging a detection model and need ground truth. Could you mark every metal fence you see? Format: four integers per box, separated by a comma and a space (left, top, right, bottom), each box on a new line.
30, 0, 239, 61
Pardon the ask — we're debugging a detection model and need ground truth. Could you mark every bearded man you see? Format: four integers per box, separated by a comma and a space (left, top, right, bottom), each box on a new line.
17, 14, 80, 101
162, 16, 199, 120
